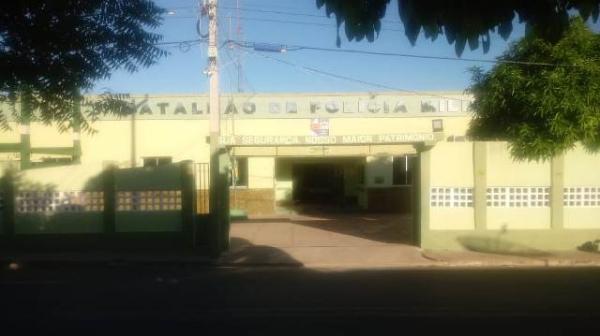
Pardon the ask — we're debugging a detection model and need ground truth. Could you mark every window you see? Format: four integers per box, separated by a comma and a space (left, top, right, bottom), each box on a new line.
143, 156, 172, 168
230, 157, 248, 187
393, 155, 415, 185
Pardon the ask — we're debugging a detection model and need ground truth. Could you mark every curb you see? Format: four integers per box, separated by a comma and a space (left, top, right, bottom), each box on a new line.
420, 251, 600, 268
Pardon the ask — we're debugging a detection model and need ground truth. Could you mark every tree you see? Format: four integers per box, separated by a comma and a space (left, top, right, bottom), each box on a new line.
467, 18, 600, 160
0, 0, 167, 132
316, 0, 600, 55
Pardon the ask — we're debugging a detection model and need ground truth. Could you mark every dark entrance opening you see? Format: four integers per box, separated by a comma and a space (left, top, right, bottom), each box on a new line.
292, 163, 344, 205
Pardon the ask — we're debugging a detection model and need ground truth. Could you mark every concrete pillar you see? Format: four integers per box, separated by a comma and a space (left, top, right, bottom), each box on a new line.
473, 142, 487, 230
208, 149, 230, 257
1, 170, 16, 238
413, 143, 432, 247
218, 150, 231, 251
551, 154, 564, 229
72, 99, 82, 164
103, 166, 116, 234
180, 160, 196, 248
20, 93, 32, 170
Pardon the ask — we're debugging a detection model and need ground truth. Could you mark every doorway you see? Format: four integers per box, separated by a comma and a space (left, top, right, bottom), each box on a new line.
292, 162, 344, 205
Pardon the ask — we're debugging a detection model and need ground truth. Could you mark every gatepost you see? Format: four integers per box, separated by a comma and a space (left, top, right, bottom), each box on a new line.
1, 169, 16, 239
218, 150, 231, 251
180, 160, 196, 248
102, 165, 116, 235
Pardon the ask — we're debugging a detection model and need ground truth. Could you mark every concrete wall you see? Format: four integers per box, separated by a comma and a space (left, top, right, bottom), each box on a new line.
4, 163, 187, 235
486, 142, 551, 230
248, 157, 274, 189
563, 144, 600, 229
428, 141, 474, 230
423, 141, 600, 251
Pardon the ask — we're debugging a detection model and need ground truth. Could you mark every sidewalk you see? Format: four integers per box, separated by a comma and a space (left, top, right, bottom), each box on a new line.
2, 247, 600, 269
421, 249, 600, 268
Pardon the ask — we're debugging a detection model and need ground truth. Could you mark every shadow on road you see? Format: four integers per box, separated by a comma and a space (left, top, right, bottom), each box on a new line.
219, 237, 303, 266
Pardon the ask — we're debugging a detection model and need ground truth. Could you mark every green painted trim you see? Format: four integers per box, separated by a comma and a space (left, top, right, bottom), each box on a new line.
29, 161, 74, 169
72, 99, 82, 164
218, 150, 231, 251
30, 147, 74, 155
115, 211, 181, 232
180, 160, 196, 247
0, 172, 16, 237
20, 92, 32, 170
103, 167, 116, 234
0, 143, 21, 153
418, 145, 432, 247
551, 155, 564, 229
20, 134, 30, 170
422, 228, 600, 251
208, 145, 221, 257
473, 142, 487, 231
72, 140, 82, 164
15, 213, 103, 234
410, 150, 421, 245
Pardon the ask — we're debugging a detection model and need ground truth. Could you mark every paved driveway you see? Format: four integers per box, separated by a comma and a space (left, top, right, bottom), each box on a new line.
222, 212, 427, 267
230, 213, 414, 249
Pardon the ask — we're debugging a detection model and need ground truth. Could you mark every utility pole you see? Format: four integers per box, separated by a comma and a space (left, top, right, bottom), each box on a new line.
207, 0, 223, 256
208, 0, 219, 144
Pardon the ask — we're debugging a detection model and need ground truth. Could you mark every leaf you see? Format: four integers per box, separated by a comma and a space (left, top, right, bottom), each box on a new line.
482, 31, 491, 53
498, 20, 513, 40
374, 20, 381, 37
468, 34, 479, 51
455, 35, 467, 57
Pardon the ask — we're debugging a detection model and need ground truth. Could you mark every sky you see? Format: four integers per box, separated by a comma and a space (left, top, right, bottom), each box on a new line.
93, 0, 589, 95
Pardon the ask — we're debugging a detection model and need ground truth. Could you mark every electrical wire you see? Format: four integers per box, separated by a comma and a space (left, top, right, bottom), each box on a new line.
165, 14, 404, 32
243, 47, 471, 102
227, 39, 582, 68
153, 38, 206, 46
217, 4, 403, 25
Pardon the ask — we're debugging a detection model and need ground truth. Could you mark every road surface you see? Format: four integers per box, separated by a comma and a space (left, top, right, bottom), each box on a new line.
2, 263, 599, 333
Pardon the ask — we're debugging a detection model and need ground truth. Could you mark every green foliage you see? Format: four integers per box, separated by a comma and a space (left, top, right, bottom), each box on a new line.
317, 0, 600, 56
317, 0, 388, 47
0, 0, 167, 133
467, 18, 600, 160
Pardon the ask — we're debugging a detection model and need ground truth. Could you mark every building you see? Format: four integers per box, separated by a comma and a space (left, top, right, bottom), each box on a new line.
1, 91, 599, 251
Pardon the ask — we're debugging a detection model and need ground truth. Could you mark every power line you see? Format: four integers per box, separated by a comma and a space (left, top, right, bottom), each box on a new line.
243, 47, 470, 102
217, 4, 403, 25
219, 4, 327, 18
228, 39, 581, 68
165, 14, 404, 32
154, 38, 205, 46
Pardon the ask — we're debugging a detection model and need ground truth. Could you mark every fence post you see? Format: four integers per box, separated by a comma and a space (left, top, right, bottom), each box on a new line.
180, 160, 196, 248
1, 169, 16, 238
72, 99, 82, 164
218, 150, 231, 251
103, 166, 116, 234
20, 92, 32, 170
473, 142, 488, 231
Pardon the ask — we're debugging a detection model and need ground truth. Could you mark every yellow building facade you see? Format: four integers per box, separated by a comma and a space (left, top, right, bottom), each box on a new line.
1, 91, 599, 251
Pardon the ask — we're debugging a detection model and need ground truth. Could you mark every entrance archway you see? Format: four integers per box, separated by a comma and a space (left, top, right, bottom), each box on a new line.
208, 134, 440, 256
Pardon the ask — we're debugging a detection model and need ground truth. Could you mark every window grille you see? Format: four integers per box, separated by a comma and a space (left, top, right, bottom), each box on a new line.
430, 187, 473, 207
117, 190, 181, 211
564, 187, 600, 207
486, 187, 549, 207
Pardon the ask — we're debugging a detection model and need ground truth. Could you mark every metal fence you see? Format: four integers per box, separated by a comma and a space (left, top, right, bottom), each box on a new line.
194, 162, 210, 214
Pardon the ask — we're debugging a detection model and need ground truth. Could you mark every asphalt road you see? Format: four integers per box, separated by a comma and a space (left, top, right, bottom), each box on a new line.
2, 263, 600, 334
